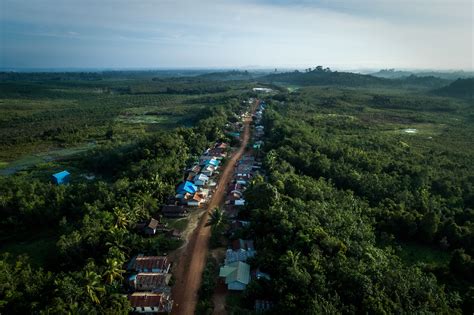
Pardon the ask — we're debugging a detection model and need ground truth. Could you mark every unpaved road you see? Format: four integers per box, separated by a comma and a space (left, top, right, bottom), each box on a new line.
171, 104, 255, 315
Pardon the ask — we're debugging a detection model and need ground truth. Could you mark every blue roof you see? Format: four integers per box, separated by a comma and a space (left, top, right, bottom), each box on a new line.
177, 181, 197, 194
52, 170, 70, 185
204, 159, 219, 167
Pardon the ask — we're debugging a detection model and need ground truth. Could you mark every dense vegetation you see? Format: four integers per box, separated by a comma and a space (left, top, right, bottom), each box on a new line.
0, 72, 248, 313
261, 66, 452, 89
0, 71, 253, 162
0, 70, 472, 313
433, 78, 474, 99
241, 85, 473, 313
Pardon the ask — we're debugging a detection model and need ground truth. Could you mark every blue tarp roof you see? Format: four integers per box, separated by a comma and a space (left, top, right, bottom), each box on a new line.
177, 181, 197, 194
52, 170, 70, 185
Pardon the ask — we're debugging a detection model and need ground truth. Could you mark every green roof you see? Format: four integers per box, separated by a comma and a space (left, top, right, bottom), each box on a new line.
219, 261, 250, 285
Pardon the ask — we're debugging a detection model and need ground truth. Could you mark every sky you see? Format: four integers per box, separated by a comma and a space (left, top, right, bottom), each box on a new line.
0, 0, 473, 70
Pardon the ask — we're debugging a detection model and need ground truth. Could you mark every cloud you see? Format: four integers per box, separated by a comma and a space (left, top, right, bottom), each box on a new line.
0, 0, 472, 69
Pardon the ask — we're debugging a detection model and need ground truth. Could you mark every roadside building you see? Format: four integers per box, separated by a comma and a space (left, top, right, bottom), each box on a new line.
193, 173, 209, 186
128, 292, 173, 314
129, 273, 172, 292
127, 255, 171, 274
219, 261, 251, 291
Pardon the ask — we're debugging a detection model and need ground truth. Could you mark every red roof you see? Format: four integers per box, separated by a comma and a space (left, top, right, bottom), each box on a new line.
133, 273, 171, 290
128, 292, 173, 311
129, 255, 170, 272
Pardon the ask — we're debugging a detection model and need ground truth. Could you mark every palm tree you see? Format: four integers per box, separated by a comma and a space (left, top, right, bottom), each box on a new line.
206, 207, 227, 230
113, 207, 129, 229
103, 258, 125, 285
105, 228, 129, 253
84, 270, 105, 304
285, 250, 301, 270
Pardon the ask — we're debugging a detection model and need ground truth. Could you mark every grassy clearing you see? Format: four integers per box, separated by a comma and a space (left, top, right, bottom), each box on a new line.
0, 143, 96, 175
0, 231, 58, 267
396, 241, 451, 267
162, 217, 189, 231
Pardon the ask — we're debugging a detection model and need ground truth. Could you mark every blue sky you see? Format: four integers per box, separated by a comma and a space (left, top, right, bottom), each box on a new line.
1, 0, 472, 70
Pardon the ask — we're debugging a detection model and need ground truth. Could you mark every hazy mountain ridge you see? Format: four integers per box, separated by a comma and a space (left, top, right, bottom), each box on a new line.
433, 78, 474, 99
372, 69, 474, 80
260, 68, 451, 88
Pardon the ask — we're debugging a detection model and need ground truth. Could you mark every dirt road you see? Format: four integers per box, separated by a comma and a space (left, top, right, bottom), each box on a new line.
171, 105, 255, 315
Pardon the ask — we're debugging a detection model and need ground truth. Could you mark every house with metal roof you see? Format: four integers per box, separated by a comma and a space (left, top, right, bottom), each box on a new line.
219, 261, 251, 291
52, 170, 70, 185
204, 158, 219, 167
129, 273, 171, 292
127, 255, 171, 274
193, 173, 209, 186
176, 181, 197, 195
128, 292, 173, 314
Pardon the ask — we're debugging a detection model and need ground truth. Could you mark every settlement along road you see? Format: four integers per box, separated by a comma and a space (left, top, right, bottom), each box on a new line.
171, 102, 256, 315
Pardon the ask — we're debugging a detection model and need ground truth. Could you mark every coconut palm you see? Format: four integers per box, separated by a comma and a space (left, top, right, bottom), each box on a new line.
206, 207, 227, 229
113, 207, 129, 229
103, 258, 125, 285
84, 270, 105, 304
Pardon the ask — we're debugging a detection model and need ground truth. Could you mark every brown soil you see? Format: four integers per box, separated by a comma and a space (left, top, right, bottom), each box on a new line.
170, 103, 255, 315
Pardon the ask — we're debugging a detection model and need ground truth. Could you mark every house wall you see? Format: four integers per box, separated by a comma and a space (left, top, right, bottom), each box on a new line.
228, 282, 246, 291
132, 306, 160, 313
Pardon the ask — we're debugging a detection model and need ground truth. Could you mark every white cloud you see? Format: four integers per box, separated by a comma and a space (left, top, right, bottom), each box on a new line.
1, 0, 472, 69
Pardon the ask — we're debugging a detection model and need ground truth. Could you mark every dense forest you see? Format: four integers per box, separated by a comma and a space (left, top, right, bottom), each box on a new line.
241, 86, 473, 313
433, 78, 474, 99
261, 66, 452, 89
0, 72, 249, 313
0, 70, 472, 313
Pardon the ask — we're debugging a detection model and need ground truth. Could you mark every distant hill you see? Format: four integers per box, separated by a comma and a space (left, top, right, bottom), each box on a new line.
260, 68, 450, 88
196, 70, 267, 81
433, 78, 474, 99
372, 69, 474, 80
261, 68, 388, 87
398, 75, 451, 88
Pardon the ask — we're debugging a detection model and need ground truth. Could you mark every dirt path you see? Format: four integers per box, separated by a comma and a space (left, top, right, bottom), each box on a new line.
171, 105, 255, 315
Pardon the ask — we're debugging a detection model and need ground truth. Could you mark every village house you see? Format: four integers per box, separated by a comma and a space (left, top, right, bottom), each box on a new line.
228, 220, 250, 236
193, 173, 209, 186
198, 188, 210, 199
162, 205, 188, 218
225, 248, 255, 264
233, 199, 245, 206
127, 255, 171, 274
201, 164, 216, 177
143, 218, 160, 235
52, 170, 70, 185
255, 300, 274, 313
187, 193, 204, 207
128, 292, 173, 314
176, 181, 197, 195
219, 261, 251, 291
224, 205, 239, 219
129, 273, 172, 292
228, 189, 243, 201
232, 239, 255, 252
226, 238, 256, 264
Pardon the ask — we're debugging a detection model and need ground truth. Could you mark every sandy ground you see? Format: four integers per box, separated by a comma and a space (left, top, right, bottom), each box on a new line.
170, 103, 255, 315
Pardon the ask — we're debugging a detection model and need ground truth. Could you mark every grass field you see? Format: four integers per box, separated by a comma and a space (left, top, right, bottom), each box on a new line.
0, 74, 249, 174
0, 230, 58, 267
396, 241, 451, 267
